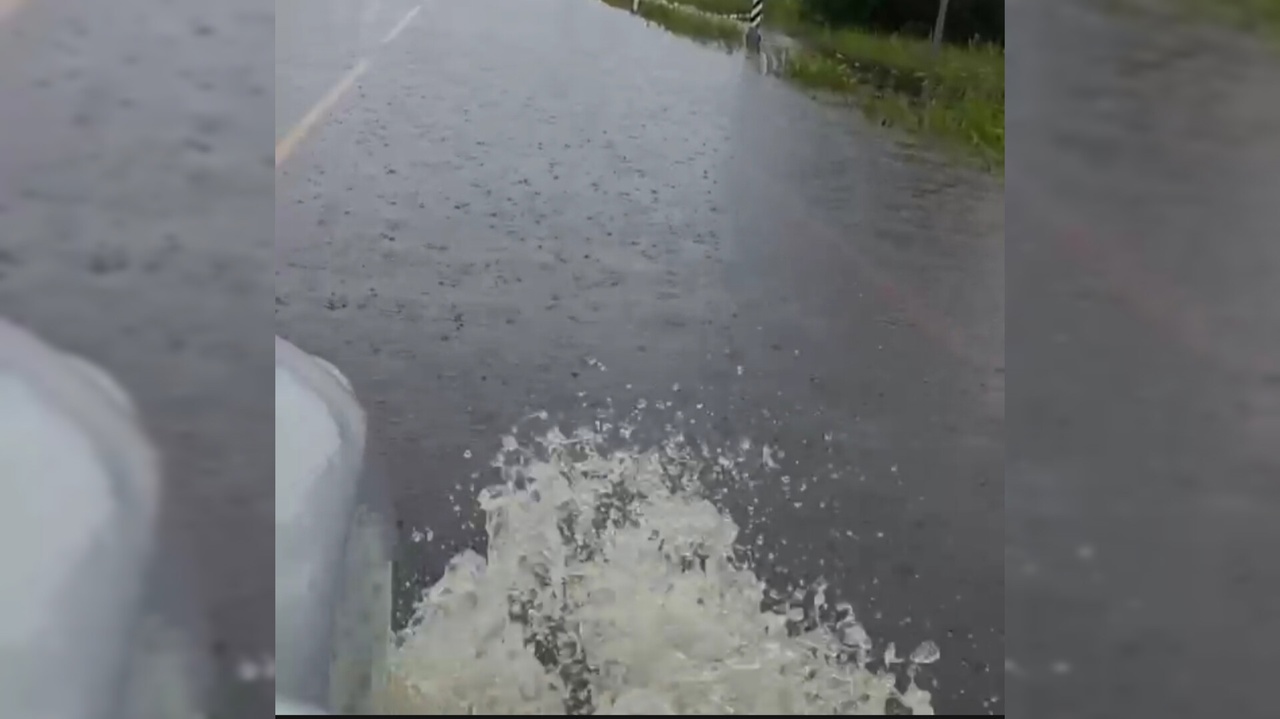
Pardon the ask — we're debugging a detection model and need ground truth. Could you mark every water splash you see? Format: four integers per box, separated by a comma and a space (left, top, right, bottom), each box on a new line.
378, 425, 934, 715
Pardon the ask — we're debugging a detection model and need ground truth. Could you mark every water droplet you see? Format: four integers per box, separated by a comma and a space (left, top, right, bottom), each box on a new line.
910, 640, 940, 664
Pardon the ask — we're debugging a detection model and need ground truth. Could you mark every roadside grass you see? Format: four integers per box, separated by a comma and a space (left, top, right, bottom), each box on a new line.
637, 0, 998, 168
784, 28, 1004, 169
783, 49, 854, 91
602, 0, 744, 48
637, 0, 745, 46
659, 0, 754, 15
745, 0, 1003, 167
618, 0, 1003, 169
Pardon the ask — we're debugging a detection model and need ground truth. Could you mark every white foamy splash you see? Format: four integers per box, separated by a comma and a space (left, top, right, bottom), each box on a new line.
378, 425, 935, 715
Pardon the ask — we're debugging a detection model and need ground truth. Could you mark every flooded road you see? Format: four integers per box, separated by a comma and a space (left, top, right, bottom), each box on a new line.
276, 0, 1003, 713
1008, 1, 1280, 718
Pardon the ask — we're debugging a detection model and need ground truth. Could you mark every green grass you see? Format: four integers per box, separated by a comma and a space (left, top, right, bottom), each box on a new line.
670, 0, 1003, 168
778, 45, 1002, 170
786, 27, 1004, 168
637, 0, 745, 46
783, 49, 855, 92
602, 0, 745, 48
600, 0, 1004, 169
659, 0, 754, 15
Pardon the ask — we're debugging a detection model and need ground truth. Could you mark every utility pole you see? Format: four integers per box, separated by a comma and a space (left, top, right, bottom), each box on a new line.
932, 0, 951, 51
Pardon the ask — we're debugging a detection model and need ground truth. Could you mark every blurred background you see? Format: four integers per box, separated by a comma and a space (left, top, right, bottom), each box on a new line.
0, 0, 273, 717
1007, 0, 1279, 717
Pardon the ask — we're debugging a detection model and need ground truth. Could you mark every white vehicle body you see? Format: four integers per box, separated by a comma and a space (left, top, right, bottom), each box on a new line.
275, 337, 393, 715
0, 317, 206, 719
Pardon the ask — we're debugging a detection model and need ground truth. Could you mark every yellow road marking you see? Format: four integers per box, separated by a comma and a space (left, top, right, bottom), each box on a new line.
275, 58, 371, 168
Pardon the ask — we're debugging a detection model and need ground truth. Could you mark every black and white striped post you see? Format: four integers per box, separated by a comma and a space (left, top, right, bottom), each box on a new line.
745, 0, 763, 52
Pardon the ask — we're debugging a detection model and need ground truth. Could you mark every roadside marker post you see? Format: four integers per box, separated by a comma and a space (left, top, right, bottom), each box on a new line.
745, 0, 763, 52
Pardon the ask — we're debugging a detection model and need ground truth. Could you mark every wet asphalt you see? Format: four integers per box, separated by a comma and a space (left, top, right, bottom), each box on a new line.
1007, 2, 1280, 718
0, 0, 274, 716
277, 0, 1003, 713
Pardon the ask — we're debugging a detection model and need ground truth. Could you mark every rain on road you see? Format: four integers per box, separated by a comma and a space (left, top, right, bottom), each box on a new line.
276, 0, 1004, 713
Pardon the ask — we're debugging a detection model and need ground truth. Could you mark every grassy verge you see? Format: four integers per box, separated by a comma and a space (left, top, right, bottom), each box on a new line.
602, 0, 1003, 169
601, 0, 744, 48
758, 0, 1003, 168
655, 0, 755, 15
783, 27, 1004, 169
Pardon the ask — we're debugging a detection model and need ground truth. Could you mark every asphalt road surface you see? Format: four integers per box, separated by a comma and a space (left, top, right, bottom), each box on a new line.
277, 0, 1004, 713
0, 1, 274, 716
1008, 1, 1280, 718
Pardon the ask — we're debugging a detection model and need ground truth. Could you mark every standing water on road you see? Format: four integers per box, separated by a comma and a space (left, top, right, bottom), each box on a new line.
376, 421, 935, 715
277, 0, 1002, 712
